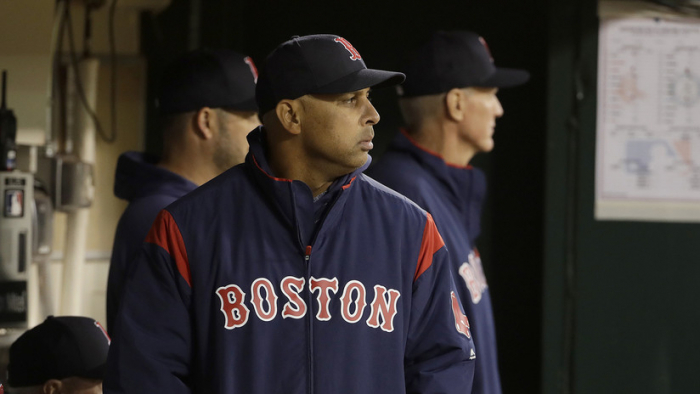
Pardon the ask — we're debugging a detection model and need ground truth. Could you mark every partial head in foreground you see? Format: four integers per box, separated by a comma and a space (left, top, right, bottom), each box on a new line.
6, 316, 110, 394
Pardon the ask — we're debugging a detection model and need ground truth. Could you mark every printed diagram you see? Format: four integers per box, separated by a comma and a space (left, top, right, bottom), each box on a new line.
603, 43, 657, 127
669, 68, 700, 107
612, 138, 700, 192
664, 46, 700, 125
623, 140, 674, 176
617, 66, 645, 103
597, 18, 700, 201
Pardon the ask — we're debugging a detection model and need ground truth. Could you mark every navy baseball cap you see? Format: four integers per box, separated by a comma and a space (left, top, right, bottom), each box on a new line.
6, 316, 111, 387
256, 34, 405, 115
157, 48, 259, 114
399, 31, 530, 97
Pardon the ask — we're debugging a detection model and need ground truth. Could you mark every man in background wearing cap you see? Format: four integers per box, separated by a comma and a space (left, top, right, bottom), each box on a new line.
105, 34, 476, 393
367, 31, 530, 393
106, 48, 260, 333
5, 316, 110, 394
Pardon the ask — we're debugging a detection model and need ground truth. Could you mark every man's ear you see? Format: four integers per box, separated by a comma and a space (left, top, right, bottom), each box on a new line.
194, 107, 216, 140
275, 99, 302, 135
445, 88, 465, 122
42, 379, 62, 393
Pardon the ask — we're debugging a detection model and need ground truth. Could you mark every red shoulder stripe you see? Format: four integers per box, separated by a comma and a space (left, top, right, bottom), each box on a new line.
145, 210, 191, 287
414, 213, 445, 281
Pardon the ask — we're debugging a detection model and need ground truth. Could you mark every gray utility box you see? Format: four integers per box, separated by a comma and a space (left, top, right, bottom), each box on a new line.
36, 154, 94, 212
0, 171, 32, 328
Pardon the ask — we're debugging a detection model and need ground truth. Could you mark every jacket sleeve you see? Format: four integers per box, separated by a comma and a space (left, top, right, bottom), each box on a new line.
104, 210, 193, 394
404, 213, 476, 394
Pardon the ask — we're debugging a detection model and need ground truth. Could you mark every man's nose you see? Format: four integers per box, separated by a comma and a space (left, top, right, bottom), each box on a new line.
364, 100, 380, 125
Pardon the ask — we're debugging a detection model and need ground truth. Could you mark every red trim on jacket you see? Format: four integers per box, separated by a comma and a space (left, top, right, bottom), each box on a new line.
145, 210, 192, 287
342, 176, 357, 190
414, 213, 445, 281
252, 154, 293, 182
400, 128, 473, 170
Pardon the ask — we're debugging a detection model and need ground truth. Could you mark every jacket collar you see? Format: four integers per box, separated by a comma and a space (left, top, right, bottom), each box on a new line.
389, 129, 476, 201
114, 151, 197, 202
386, 129, 486, 241
244, 126, 368, 248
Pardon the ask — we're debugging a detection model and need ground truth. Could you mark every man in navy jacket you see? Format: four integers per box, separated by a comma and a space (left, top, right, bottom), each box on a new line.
367, 31, 530, 394
107, 49, 260, 333
104, 34, 476, 393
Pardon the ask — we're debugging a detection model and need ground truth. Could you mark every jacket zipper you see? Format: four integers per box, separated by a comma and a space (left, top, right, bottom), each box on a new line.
305, 245, 313, 394
297, 186, 345, 394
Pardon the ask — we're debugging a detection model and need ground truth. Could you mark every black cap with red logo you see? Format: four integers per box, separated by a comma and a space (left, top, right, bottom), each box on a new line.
157, 48, 259, 114
398, 30, 530, 97
256, 34, 406, 115
6, 316, 111, 387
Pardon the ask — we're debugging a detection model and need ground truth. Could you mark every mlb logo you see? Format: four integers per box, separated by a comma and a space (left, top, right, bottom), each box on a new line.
4, 189, 24, 218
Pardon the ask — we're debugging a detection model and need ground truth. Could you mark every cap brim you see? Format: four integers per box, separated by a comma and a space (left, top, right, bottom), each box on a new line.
477, 67, 530, 88
313, 68, 406, 95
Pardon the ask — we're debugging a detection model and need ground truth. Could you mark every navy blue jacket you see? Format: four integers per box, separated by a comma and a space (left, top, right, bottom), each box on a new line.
104, 127, 476, 394
367, 131, 500, 394
107, 151, 198, 332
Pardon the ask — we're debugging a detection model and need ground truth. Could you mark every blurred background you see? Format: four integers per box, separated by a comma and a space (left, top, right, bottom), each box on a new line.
1, 0, 700, 393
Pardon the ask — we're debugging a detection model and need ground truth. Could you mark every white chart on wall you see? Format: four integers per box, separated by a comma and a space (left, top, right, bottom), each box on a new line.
596, 16, 700, 222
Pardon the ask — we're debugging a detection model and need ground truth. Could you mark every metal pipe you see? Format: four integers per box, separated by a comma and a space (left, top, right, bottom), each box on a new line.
60, 57, 98, 316
46, 0, 67, 156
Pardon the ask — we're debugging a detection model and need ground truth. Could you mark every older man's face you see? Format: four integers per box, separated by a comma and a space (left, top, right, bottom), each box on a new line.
458, 87, 504, 153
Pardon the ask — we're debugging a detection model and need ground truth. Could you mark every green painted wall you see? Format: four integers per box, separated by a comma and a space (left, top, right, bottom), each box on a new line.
544, 1, 700, 393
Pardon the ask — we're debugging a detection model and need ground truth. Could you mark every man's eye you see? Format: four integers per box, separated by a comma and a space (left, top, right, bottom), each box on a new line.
343, 97, 357, 104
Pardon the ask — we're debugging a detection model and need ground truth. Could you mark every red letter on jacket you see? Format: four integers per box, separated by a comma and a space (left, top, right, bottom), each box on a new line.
310, 277, 339, 321
340, 280, 367, 323
281, 276, 307, 319
216, 284, 250, 329
366, 285, 401, 332
251, 278, 278, 322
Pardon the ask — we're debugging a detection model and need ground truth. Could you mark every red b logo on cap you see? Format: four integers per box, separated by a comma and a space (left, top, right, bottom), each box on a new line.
244, 56, 258, 83
478, 37, 494, 63
334, 37, 362, 61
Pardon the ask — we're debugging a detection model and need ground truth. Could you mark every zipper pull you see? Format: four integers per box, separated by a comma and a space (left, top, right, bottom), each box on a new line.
305, 245, 312, 262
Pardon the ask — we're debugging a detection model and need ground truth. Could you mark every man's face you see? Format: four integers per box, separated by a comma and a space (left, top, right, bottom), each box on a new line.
297, 87, 380, 177
213, 109, 261, 172
458, 87, 503, 153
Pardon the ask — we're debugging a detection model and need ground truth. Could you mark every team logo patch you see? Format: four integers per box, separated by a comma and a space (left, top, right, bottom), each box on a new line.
244, 56, 258, 83
451, 291, 471, 338
334, 37, 362, 61
4, 189, 23, 218
458, 250, 489, 304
